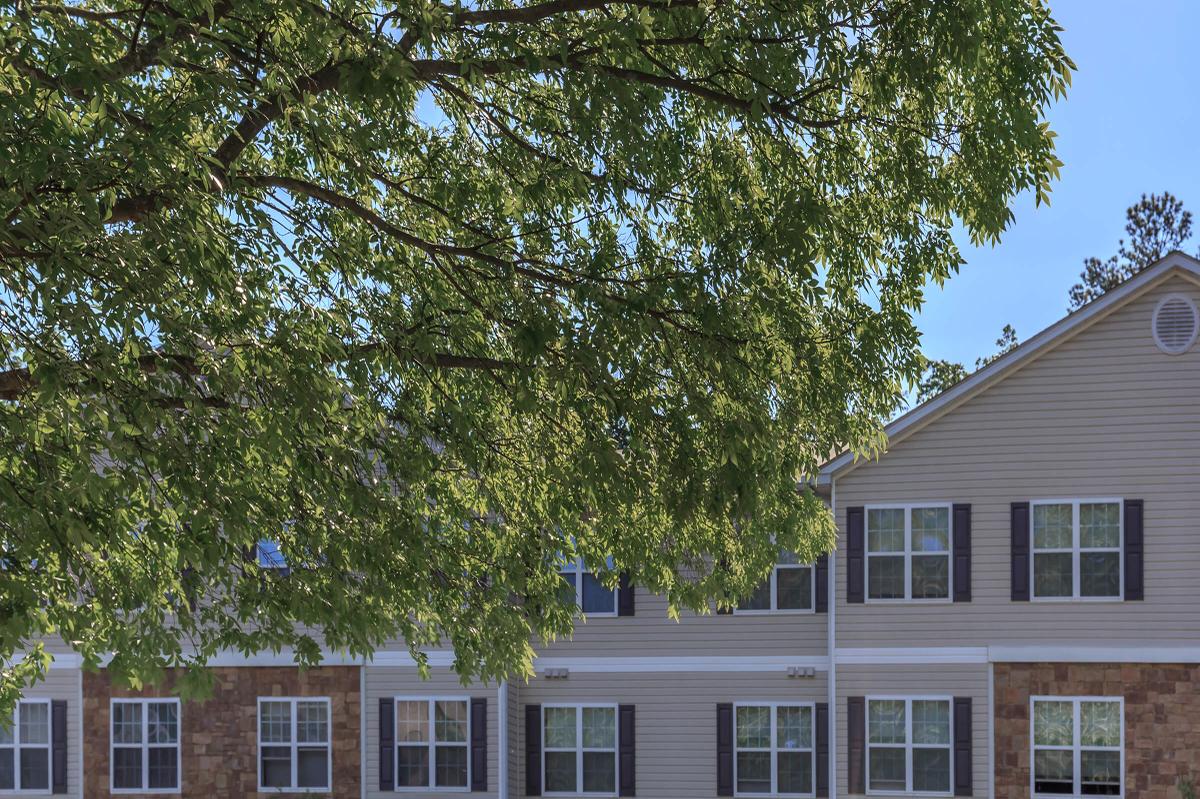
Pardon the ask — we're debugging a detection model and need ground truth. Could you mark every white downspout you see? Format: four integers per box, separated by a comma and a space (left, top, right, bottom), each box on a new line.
498, 680, 509, 799
829, 476, 838, 799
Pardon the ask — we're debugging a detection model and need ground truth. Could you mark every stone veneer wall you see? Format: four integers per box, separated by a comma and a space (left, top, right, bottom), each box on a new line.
83, 666, 360, 798
995, 662, 1200, 799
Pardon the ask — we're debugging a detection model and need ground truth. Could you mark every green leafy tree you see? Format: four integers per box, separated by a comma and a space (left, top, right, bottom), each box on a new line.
0, 0, 1071, 702
975, 323, 1019, 368
915, 359, 968, 404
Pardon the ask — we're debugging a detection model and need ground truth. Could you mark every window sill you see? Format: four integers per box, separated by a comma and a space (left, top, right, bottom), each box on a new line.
732, 608, 816, 616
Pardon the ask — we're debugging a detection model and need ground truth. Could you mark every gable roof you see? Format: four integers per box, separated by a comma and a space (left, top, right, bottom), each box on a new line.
818, 250, 1200, 483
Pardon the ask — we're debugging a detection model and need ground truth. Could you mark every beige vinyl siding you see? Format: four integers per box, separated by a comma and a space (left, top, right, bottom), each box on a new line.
512, 670, 828, 799
835, 274, 1200, 648
18, 668, 82, 799
835, 663, 987, 799
362, 666, 501, 798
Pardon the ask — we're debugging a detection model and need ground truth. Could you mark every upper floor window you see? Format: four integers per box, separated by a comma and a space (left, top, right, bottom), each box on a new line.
0, 700, 50, 792
257, 539, 288, 570
735, 703, 814, 796
737, 554, 813, 613
543, 704, 617, 794
867, 506, 950, 601
258, 698, 330, 791
1032, 501, 1122, 600
558, 558, 616, 616
111, 699, 180, 792
395, 698, 469, 790
1032, 697, 1122, 797
867, 697, 952, 795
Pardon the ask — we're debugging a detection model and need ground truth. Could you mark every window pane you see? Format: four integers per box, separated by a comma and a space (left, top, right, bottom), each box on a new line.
435, 745, 469, 788
736, 706, 770, 748
736, 751, 771, 794
868, 747, 906, 791
397, 700, 429, 743
582, 751, 616, 793
544, 707, 576, 748
0, 713, 12, 745
776, 567, 813, 610
297, 747, 329, 788
113, 702, 143, 744
1081, 503, 1120, 548
397, 745, 430, 787
777, 706, 812, 750
1034, 553, 1073, 597
913, 747, 950, 793
19, 748, 49, 791
868, 700, 906, 744
19, 703, 48, 744
1034, 749, 1074, 794
912, 507, 950, 552
257, 539, 287, 568
1081, 702, 1121, 747
260, 701, 292, 743
738, 579, 772, 611
260, 746, 292, 788
112, 747, 143, 789
297, 701, 329, 743
558, 570, 578, 605
148, 747, 178, 789
867, 509, 905, 552
868, 556, 905, 600
0, 749, 12, 790
1034, 503, 1073, 549
435, 701, 467, 744
912, 555, 950, 599
582, 707, 615, 748
581, 572, 616, 614
148, 702, 178, 744
1034, 701, 1075, 746
544, 751, 577, 793
778, 750, 813, 795
1081, 750, 1121, 795
912, 700, 950, 744
1081, 552, 1121, 597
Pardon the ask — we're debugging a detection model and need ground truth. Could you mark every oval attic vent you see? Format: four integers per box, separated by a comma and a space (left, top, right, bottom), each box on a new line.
1152, 294, 1199, 355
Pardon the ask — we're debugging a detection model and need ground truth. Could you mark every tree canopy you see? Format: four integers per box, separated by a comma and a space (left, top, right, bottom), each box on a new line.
0, 0, 1071, 702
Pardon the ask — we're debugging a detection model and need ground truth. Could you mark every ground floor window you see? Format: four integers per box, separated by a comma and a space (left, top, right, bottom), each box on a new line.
543, 704, 617, 794
734, 703, 814, 796
1032, 697, 1122, 797
867, 697, 952, 794
111, 698, 180, 791
258, 697, 331, 790
0, 700, 50, 791
395, 697, 469, 789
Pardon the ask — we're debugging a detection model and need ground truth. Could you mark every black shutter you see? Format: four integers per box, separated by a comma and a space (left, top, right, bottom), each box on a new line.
815, 702, 829, 797
847, 696, 865, 794
715, 558, 733, 614
51, 699, 66, 794
1011, 502, 1031, 601
618, 573, 635, 616
814, 555, 829, 613
846, 507, 865, 603
716, 703, 734, 796
1124, 499, 1144, 601
619, 704, 636, 796
470, 697, 488, 791
953, 504, 972, 602
953, 697, 973, 796
525, 704, 542, 796
379, 698, 394, 790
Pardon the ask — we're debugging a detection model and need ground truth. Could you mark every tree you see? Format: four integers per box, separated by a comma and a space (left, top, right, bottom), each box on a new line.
975, 324, 1019, 369
1068, 192, 1194, 309
913, 324, 1019, 404
0, 0, 1072, 702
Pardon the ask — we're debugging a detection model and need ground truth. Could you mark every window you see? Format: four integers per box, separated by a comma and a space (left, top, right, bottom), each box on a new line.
1032, 698, 1122, 797
395, 698, 469, 790
1032, 501, 1122, 599
737, 554, 814, 613
866, 697, 952, 795
258, 698, 331, 791
257, 539, 287, 569
734, 704, 814, 796
866, 507, 951, 600
111, 699, 180, 792
558, 558, 616, 616
543, 705, 617, 795
0, 700, 50, 792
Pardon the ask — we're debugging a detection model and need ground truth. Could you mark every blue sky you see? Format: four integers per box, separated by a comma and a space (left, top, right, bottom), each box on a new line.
916, 0, 1200, 367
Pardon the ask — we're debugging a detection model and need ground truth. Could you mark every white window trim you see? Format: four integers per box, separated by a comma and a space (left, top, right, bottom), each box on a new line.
0, 699, 52, 796
734, 563, 816, 615
864, 504, 953, 604
109, 698, 181, 795
558, 559, 617, 618
256, 697, 332, 793
1030, 696, 1124, 799
541, 703, 619, 797
864, 695, 954, 798
732, 701, 816, 797
393, 696, 471, 793
1029, 498, 1124, 602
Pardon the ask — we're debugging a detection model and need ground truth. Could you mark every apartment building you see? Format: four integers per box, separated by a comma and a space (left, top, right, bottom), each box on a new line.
9, 251, 1200, 797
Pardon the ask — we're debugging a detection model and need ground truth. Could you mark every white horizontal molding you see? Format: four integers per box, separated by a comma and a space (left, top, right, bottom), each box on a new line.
989, 645, 1200, 663
532, 656, 830, 673
835, 647, 988, 665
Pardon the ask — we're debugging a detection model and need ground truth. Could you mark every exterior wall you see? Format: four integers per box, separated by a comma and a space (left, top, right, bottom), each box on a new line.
511, 670, 828, 799
362, 666, 501, 798
18, 668, 82, 798
835, 662, 989, 798
994, 661, 1200, 799
82, 666, 360, 798
834, 274, 1200, 649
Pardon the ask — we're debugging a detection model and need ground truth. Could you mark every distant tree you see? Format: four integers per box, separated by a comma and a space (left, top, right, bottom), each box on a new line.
975, 324, 1020, 368
915, 359, 969, 404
